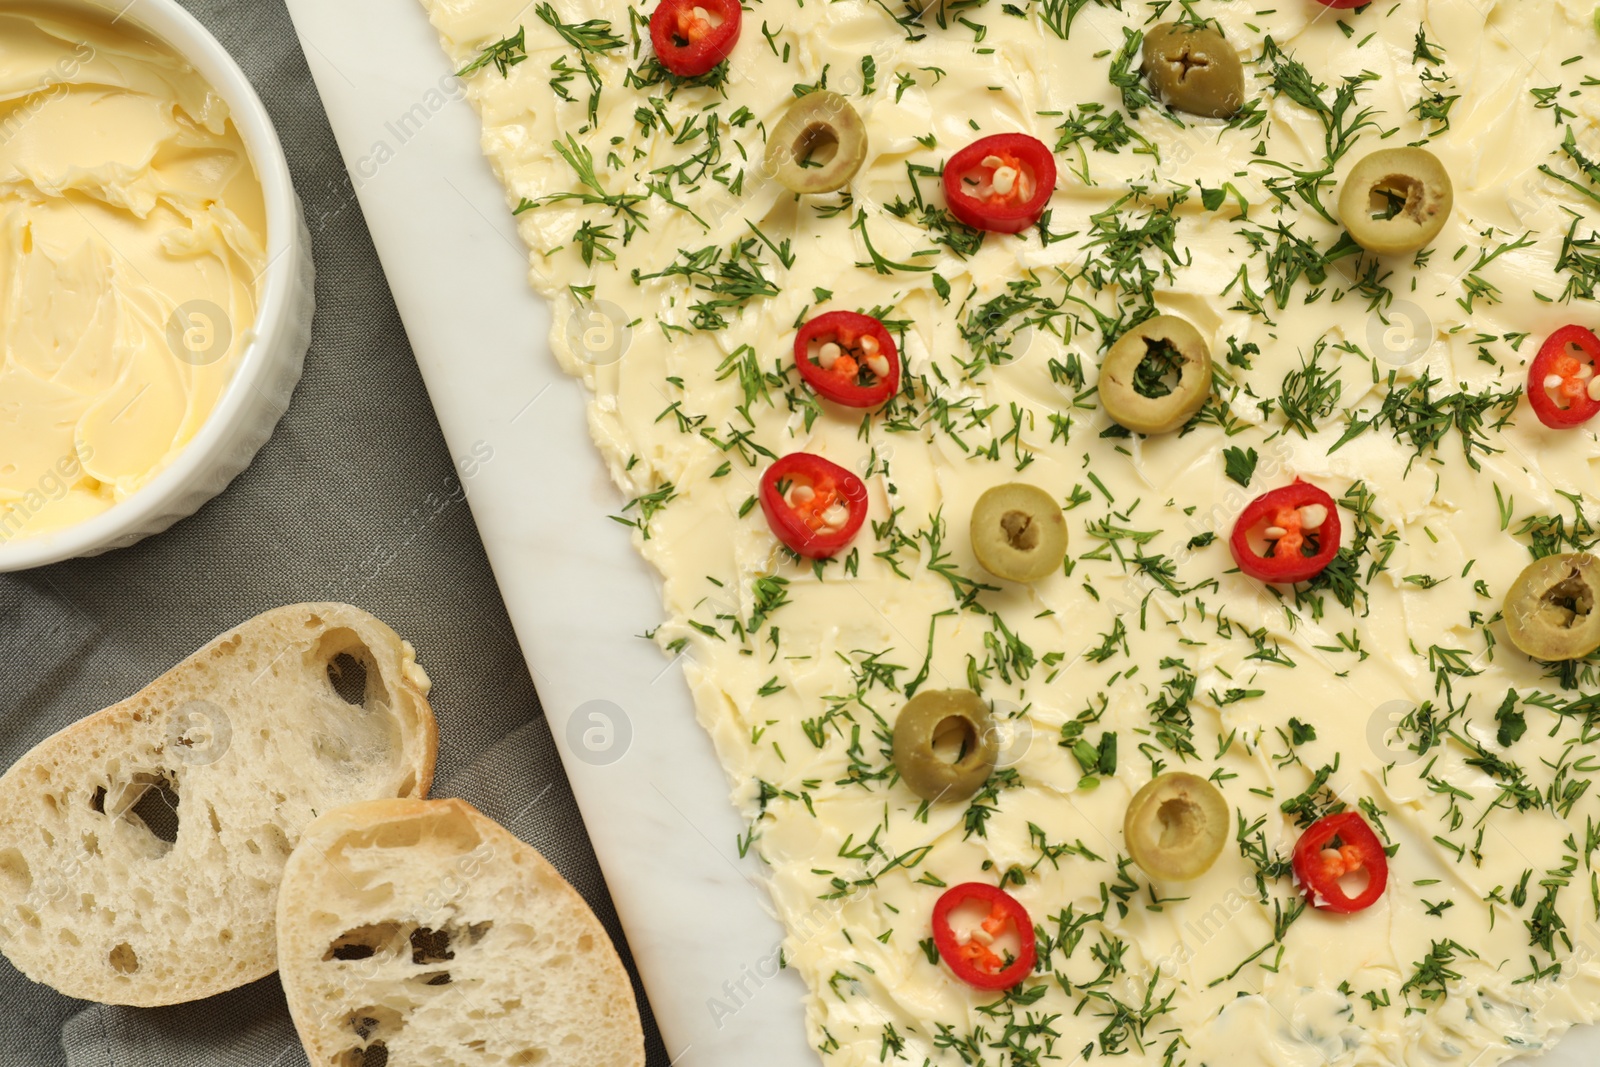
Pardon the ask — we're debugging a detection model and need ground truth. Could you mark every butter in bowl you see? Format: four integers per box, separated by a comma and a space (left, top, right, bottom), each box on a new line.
0, 0, 313, 570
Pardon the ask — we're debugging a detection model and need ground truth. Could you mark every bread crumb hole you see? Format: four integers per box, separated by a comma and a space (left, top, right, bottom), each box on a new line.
59, 929, 79, 947
219, 928, 233, 944
347, 1006, 403, 1040
325, 922, 402, 961
410, 926, 454, 964
0, 848, 31, 891
334, 1043, 389, 1067
128, 777, 181, 846
577, 933, 594, 952
416, 970, 452, 986
16, 906, 39, 929
89, 787, 107, 814
109, 942, 138, 974
509, 1050, 548, 1066
328, 652, 368, 706
261, 823, 292, 856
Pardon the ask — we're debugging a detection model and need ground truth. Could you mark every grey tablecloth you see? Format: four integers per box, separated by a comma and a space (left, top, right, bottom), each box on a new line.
0, 1, 668, 1064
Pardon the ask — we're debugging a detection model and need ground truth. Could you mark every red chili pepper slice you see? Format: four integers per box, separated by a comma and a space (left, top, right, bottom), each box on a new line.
1527, 325, 1600, 430
931, 883, 1036, 991
649, 0, 741, 78
1292, 812, 1389, 913
941, 134, 1056, 235
1229, 480, 1342, 585
759, 453, 868, 559
793, 311, 900, 408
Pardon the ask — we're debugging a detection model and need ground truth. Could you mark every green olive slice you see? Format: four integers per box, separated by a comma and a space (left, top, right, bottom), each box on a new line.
1099, 315, 1213, 435
1141, 23, 1246, 119
1338, 147, 1453, 256
970, 483, 1068, 583
1124, 772, 1229, 881
1504, 553, 1600, 662
891, 690, 997, 802
765, 91, 868, 194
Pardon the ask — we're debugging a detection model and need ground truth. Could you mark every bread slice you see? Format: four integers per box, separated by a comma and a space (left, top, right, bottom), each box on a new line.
0, 602, 437, 1006
277, 798, 645, 1067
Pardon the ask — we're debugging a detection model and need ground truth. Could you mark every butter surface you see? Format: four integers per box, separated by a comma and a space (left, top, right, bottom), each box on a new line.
0, 2, 265, 541
424, 0, 1600, 1064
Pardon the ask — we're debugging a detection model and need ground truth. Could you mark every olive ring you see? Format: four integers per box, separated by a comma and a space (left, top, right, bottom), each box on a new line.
891, 690, 998, 802
1504, 552, 1600, 662
1338, 147, 1454, 256
1099, 315, 1214, 435
1142, 23, 1246, 119
971, 483, 1068, 583
1124, 772, 1230, 881
765, 91, 868, 194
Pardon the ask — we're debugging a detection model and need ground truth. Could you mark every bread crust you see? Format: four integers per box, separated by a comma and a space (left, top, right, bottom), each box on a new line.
278, 797, 646, 1067
0, 602, 438, 1005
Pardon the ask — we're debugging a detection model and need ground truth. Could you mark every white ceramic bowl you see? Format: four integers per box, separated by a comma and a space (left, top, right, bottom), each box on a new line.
0, 0, 314, 572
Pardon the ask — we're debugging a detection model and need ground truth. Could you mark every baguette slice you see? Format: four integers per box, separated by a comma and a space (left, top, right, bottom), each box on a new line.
277, 798, 645, 1067
0, 602, 437, 1005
